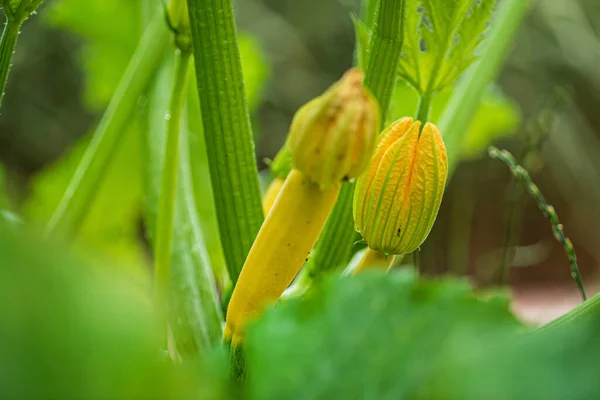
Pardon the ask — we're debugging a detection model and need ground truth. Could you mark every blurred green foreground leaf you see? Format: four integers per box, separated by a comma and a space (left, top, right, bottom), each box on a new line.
245, 271, 600, 400
0, 227, 206, 398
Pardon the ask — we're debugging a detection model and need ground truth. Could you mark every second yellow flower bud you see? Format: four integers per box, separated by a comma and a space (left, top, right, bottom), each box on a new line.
353, 117, 448, 256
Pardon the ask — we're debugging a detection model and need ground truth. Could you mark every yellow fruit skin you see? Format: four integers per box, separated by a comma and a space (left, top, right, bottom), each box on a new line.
262, 177, 285, 215
353, 117, 448, 255
288, 68, 380, 190
225, 169, 340, 343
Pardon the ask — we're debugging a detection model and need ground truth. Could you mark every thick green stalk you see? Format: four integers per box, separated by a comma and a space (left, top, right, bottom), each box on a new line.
364, 0, 406, 125
187, 0, 264, 285
438, 0, 531, 173
0, 21, 19, 108
154, 50, 191, 303
43, 14, 169, 239
298, 0, 405, 285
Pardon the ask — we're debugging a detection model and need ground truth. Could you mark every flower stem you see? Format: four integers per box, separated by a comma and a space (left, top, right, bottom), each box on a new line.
187, 0, 264, 285
416, 92, 431, 123
43, 14, 169, 239
0, 21, 19, 108
154, 50, 191, 307
353, 248, 390, 275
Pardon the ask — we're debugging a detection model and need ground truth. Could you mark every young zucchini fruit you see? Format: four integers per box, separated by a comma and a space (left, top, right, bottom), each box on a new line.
225, 68, 380, 343
352, 117, 448, 272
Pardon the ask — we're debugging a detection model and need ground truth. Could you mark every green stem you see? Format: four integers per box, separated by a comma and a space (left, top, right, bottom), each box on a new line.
416, 92, 431, 123
296, 0, 406, 288
187, 0, 264, 285
489, 146, 586, 301
361, 0, 378, 29
43, 14, 169, 240
144, 54, 223, 355
0, 21, 19, 108
154, 50, 191, 302
438, 0, 531, 173
364, 0, 406, 125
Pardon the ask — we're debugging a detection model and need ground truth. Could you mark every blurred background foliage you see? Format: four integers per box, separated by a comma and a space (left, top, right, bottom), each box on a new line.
0, 0, 599, 320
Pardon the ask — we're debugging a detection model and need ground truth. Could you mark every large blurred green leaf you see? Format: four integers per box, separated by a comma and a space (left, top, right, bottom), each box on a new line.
388, 81, 521, 160
0, 227, 201, 398
245, 271, 522, 399
245, 271, 600, 399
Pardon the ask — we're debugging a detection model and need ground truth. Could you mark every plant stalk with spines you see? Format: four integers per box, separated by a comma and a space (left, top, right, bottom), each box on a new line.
296, 0, 406, 287
488, 146, 586, 301
43, 13, 169, 240
0, 0, 44, 108
186, 0, 264, 286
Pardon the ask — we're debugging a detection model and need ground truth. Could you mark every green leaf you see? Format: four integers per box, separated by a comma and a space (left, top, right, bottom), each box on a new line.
44, 0, 141, 109
238, 34, 269, 112
398, 0, 495, 95
246, 271, 600, 399
23, 121, 147, 278
246, 271, 522, 399
388, 80, 520, 159
0, 227, 200, 398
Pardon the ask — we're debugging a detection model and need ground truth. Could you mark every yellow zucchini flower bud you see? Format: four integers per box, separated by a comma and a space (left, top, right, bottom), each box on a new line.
353, 117, 448, 256
288, 68, 380, 189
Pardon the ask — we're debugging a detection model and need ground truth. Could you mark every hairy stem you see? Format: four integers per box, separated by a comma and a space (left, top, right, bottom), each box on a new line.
187, 0, 264, 285
154, 50, 191, 304
43, 14, 169, 239
0, 21, 18, 108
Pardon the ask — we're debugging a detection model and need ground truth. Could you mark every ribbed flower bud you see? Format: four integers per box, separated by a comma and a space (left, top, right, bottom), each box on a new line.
353, 117, 448, 255
288, 68, 380, 189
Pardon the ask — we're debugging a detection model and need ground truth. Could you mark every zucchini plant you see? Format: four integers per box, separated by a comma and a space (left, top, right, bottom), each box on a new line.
0, 0, 599, 398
